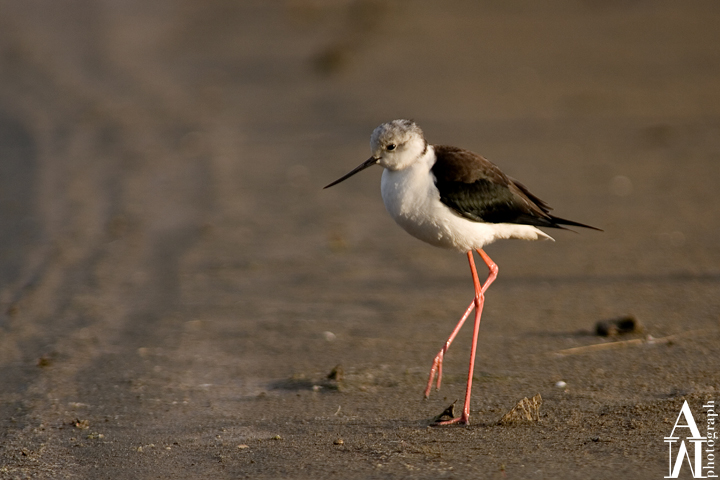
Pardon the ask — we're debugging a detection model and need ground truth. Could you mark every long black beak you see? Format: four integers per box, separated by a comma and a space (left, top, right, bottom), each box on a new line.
323, 156, 379, 189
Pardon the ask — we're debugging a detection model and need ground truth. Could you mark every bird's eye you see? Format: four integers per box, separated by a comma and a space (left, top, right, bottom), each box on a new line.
386, 144, 397, 151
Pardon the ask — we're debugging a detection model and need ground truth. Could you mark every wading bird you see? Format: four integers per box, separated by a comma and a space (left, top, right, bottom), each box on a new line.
324, 119, 600, 424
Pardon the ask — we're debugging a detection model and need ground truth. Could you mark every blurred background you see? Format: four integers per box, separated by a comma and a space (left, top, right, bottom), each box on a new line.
1, 1, 719, 478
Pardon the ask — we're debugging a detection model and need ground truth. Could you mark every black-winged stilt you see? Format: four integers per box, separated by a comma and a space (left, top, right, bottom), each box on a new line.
324, 119, 600, 425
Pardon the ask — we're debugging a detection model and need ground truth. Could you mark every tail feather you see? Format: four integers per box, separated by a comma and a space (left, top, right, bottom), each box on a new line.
549, 216, 603, 231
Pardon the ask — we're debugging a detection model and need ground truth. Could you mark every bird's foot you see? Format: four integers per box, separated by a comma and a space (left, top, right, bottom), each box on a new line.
423, 350, 445, 398
433, 414, 469, 426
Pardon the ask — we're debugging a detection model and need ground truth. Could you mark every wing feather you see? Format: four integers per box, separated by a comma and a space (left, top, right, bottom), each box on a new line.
431, 145, 600, 230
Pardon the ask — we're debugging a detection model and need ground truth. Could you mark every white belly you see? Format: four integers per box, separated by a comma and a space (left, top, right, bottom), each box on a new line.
380, 150, 552, 253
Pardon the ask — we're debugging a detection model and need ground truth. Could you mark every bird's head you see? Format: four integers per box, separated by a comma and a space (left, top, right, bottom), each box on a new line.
370, 119, 427, 171
324, 119, 427, 189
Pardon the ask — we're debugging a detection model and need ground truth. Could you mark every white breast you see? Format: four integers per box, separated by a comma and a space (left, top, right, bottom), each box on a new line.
380, 147, 552, 253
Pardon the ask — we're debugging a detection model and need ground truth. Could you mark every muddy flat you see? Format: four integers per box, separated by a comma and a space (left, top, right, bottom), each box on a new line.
1, 2, 719, 479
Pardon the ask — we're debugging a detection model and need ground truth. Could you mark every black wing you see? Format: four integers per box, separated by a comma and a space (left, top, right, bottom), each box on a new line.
431, 145, 600, 230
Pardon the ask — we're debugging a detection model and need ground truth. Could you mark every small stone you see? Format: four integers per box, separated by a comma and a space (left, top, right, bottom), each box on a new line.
555, 381, 567, 388
327, 365, 343, 381
595, 315, 641, 336
333, 438, 344, 445
432, 401, 457, 423
73, 419, 90, 430
37, 355, 53, 367
237, 444, 249, 449
272, 435, 282, 440
499, 394, 542, 425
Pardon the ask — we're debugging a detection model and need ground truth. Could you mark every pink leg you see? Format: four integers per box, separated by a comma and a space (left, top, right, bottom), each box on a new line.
424, 250, 499, 397
424, 300, 475, 398
433, 249, 498, 425
476, 249, 498, 295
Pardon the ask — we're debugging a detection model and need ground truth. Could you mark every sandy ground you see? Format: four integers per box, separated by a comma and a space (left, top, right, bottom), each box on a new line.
1, 1, 719, 478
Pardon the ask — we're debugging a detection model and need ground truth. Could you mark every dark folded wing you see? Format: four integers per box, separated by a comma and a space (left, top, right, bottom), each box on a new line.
431, 145, 599, 230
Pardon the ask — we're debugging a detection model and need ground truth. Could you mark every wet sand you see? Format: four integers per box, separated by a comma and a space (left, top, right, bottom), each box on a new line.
1, 1, 719, 478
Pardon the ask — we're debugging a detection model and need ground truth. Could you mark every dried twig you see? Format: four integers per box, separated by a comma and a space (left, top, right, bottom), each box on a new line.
552, 329, 713, 357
